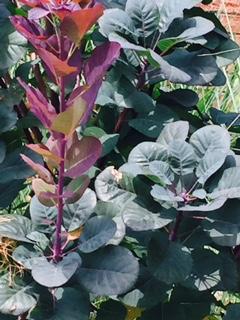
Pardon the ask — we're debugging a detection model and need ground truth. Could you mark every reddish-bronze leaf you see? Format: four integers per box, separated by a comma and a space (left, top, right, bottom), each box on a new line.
21, 154, 54, 184
60, 4, 104, 45
37, 48, 77, 79
32, 178, 57, 207
65, 136, 102, 178
27, 144, 62, 164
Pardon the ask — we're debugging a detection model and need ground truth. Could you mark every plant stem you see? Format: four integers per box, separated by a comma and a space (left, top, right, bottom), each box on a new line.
53, 138, 66, 262
19, 312, 28, 320
169, 212, 183, 242
53, 70, 66, 261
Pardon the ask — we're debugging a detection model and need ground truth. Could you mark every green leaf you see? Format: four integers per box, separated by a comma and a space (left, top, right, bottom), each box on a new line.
190, 125, 230, 160
32, 253, 81, 288
121, 279, 171, 309
96, 300, 127, 320
12, 244, 42, 270
179, 197, 227, 212
79, 216, 117, 253
0, 215, 33, 242
31, 287, 90, 320
190, 125, 230, 184
215, 38, 240, 67
77, 246, 139, 295
30, 196, 57, 233
209, 167, 240, 199
0, 180, 25, 209
0, 106, 17, 134
122, 200, 175, 231
85, 126, 120, 157
0, 274, 36, 316
151, 184, 183, 205
99, 8, 138, 41
0, 141, 6, 164
202, 200, 240, 246
183, 249, 225, 291
224, 304, 240, 320
129, 104, 177, 138
128, 142, 167, 168
0, 21, 27, 70
100, 134, 119, 157
95, 166, 135, 204
125, 0, 160, 39
196, 150, 227, 185
157, 121, 189, 146
30, 188, 96, 233
51, 288, 90, 320
95, 201, 126, 245
159, 17, 215, 51
168, 140, 197, 176
146, 49, 219, 85
0, 148, 41, 184
149, 161, 174, 185
63, 188, 97, 232
148, 232, 193, 284
157, 0, 202, 33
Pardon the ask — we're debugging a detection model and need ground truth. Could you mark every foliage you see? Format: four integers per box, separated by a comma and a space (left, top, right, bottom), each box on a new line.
0, 0, 239, 319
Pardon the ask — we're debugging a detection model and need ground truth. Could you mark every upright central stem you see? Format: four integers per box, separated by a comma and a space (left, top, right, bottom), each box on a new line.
53, 138, 66, 262
53, 75, 66, 262
169, 212, 183, 242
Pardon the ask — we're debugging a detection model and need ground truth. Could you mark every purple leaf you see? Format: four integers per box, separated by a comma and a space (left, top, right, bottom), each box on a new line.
28, 7, 49, 20
84, 41, 121, 86
67, 42, 121, 124
19, 79, 56, 128
65, 136, 102, 178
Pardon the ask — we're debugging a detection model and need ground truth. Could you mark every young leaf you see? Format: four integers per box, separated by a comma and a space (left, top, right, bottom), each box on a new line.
60, 4, 104, 45
51, 97, 86, 136
168, 140, 197, 176
65, 136, 102, 178
157, 121, 189, 146
65, 175, 90, 204
27, 144, 62, 165
32, 178, 57, 207
21, 154, 54, 184
19, 79, 57, 128
125, 0, 160, 39
37, 48, 77, 80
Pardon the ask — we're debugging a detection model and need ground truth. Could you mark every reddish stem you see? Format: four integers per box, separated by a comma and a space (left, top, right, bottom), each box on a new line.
169, 212, 183, 242
114, 109, 129, 133
53, 138, 66, 262
52, 31, 67, 262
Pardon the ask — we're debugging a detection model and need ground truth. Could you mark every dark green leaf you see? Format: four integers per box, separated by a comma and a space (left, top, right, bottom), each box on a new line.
32, 253, 81, 288
79, 216, 116, 253
0, 274, 36, 316
0, 215, 33, 242
148, 232, 193, 284
224, 304, 240, 320
78, 246, 139, 295
125, 0, 160, 39
0, 21, 27, 70
96, 300, 127, 320
157, 120, 189, 146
